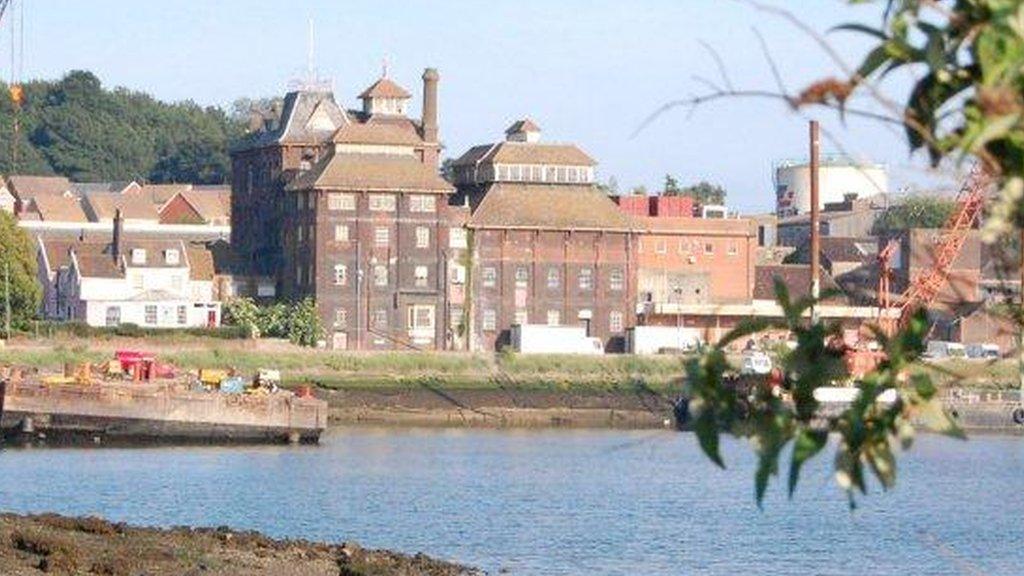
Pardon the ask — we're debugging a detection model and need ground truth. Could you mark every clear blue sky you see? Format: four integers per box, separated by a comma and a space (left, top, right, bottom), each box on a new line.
8, 0, 952, 212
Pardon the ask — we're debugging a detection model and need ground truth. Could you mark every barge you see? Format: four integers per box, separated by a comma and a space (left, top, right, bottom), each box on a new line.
0, 374, 328, 446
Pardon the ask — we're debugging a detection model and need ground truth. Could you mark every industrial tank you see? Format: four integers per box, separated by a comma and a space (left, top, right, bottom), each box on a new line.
774, 158, 887, 217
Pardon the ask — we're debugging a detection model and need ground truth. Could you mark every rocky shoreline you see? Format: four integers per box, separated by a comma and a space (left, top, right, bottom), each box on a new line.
0, 513, 478, 576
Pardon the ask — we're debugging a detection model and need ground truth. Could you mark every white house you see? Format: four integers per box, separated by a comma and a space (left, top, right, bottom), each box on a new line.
37, 214, 222, 328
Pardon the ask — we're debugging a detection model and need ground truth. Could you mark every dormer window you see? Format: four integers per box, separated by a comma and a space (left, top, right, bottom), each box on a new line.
165, 249, 180, 265
130, 249, 147, 265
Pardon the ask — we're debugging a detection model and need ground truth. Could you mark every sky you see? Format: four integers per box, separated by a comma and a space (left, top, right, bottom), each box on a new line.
4, 0, 959, 213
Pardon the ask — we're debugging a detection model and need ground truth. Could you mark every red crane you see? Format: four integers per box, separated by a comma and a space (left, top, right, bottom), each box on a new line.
885, 166, 990, 331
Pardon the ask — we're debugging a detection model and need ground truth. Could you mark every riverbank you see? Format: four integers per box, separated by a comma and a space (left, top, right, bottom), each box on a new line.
0, 513, 477, 576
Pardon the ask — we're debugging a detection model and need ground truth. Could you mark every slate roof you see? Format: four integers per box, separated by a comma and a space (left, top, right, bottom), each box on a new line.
506, 119, 541, 134
30, 196, 89, 222
287, 152, 452, 193
789, 236, 878, 266
233, 90, 348, 151
358, 77, 411, 99
467, 183, 632, 231
452, 141, 596, 167
133, 184, 192, 207
7, 175, 72, 201
70, 181, 136, 195
753, 264, 845, 303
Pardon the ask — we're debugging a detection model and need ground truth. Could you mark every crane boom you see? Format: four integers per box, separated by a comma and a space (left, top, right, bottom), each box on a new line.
894, 166, 990, 329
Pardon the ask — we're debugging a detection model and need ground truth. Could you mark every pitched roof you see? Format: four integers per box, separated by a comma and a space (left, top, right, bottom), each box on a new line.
83, 192, 161, 221
132, 184, 193, 207
7, 175, 72, 200
468, 183, 632, 231
753, 264, 845, 303
332, 121, 423, 146
178, 188, 231, 223
30, 195, 89, 222
452, 141, 596, 167
287, 152, 452, 194
359, 77, 411, 99
506, 119, 541, 134
789, 236, 878, 266
234, 90, 348, 151
70, 181, 136, 195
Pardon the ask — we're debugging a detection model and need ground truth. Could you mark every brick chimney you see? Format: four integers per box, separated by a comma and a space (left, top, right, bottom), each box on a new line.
112, 208, 124, 262
421, 68, 439, 166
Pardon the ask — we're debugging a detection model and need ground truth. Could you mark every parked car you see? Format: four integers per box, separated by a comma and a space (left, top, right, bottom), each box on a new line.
925, 341, 966, 359
965, 343, 1000, 359
740, 352, 773, 375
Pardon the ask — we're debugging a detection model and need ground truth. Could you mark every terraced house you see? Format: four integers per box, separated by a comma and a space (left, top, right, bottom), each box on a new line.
451, 121, 635, 352
232, 68, 453, 349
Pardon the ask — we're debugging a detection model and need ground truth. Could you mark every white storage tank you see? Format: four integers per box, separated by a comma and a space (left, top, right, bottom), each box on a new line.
774, 158, 887, 217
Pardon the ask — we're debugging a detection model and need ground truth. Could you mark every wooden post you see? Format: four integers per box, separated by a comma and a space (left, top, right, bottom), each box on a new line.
809, 121, 821, 323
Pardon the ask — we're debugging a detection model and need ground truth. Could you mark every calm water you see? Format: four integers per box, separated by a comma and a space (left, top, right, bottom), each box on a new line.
1, 428, 1022, 575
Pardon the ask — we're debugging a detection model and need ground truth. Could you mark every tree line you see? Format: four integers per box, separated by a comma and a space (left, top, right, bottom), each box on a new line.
0, 70, 247, 184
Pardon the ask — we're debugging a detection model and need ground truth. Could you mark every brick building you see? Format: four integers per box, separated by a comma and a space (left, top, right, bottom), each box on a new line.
453, 121, 635, 351
231, 67, 450, 349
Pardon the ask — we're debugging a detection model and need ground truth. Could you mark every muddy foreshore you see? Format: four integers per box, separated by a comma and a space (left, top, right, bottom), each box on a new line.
0, 513, 478, 576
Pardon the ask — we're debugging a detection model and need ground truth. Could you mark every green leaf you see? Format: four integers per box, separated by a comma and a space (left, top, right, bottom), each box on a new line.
788, 429, 828, 497
694, 410, 725, 468
831, 23, 889, 41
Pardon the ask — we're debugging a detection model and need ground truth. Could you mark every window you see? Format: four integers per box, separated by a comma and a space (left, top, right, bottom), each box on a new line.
373, 264, 388, 287
704, 242, 714, 255
409, 195, 436, 213
449, 227, 467, 248
144, 305, 157, 325
579, 268, 594, 290
164, 249, 180, 265
514, 310, 528, 325
375, 227, 389, 247
295, 263, 303, 285
609, 269, 624, 291
369, 194, 396, 211
497, 165, 509, 180
297, 225, 304, 243
450, 264, 466, 284
334, 308, 347, 328
609, 311, 624, 333
515, 266, 529, 287
105, 306, 121, 327
547, 267, 560, 289
328, 193, 356, 211
415, 265, 429, 288
655, 240, 667, 254
334, 224, 349, 242
308, 224, 315, 245
132, 274, 144, 291
482, 267, 497, 288
372, 308, 388, 330
177, 305, 188, 326
334, 264, 347, 286
416, 226, 430, 249
407, 305, 435, 332
296, 194, 304, 211
482, 309, 497, 331
546, 310, 560, 326
171, 274, 183, 292
131, 249, 146, 265
728, 241, 738, 256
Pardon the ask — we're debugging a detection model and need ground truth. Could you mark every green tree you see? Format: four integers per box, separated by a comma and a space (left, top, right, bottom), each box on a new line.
871, 196, 957, 235
629, 184, 648, 196
663, 174, 682, 195
0, 211, 41, 333
681, 180, 727, 205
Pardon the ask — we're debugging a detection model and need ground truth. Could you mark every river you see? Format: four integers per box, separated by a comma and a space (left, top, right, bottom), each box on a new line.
0, 428, 1022, 575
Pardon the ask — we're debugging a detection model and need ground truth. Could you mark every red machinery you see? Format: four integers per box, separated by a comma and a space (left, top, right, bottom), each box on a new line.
846, 167, 990, 376
114, 350, 176, 382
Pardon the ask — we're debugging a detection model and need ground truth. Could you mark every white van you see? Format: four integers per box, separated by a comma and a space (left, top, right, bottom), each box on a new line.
965, 343, 1000, 359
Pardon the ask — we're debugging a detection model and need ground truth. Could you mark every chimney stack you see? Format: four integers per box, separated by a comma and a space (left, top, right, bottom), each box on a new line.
421, 68, 439, 144
112, 208, 124, 262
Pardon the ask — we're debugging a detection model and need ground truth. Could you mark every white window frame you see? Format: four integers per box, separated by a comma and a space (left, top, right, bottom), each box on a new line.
579, 268, 594, 290
407, 304, 436, 333
334, 308, 347, 328
410, 195, 436, 213
610, 311, 624, 333
482, 309, 497, 332
164, 249, 180, 265
482, 267, 497, 288
546, 310, 560, 326
547, 267, 559, 289
369, 194, 396, 212
609, 269, 624, 291
375, 227, 389, 247
334, 224, 349, 242
144, 305, 157, 325
334, 264, 347, 286
105, 306, 121, 327
415, 226, 430, 249
414, 265, 429, 288
177, 305, 188, 326
373, 264, 388, 287
328, 193, 356, 211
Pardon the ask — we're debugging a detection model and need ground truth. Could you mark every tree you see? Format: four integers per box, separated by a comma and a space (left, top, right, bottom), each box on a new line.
629, 185, 648, 196
681, 180, 727, 205
871, 196, 957, 235
0, 211, 42, 333
663, 174, 682, 195
647, 1, 1024, 505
